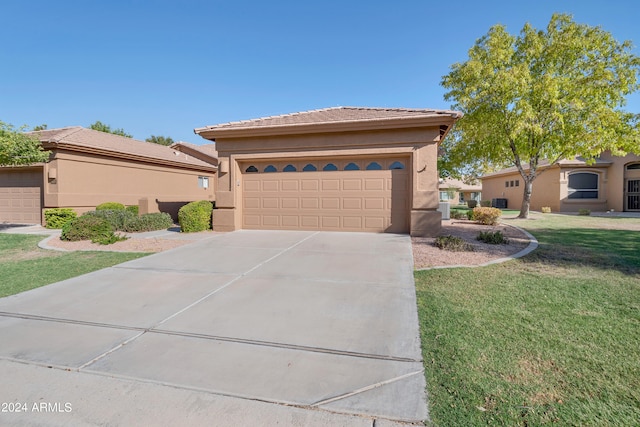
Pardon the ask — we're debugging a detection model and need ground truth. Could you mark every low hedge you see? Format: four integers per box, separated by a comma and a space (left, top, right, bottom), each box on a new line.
126, 205, 139, 216
44, 208, 77, 229
96, 202, 125, 211
178, 200, 213, 232
122, 212, 173, 232
86, 209, 136, 230
61, 215, 126, 245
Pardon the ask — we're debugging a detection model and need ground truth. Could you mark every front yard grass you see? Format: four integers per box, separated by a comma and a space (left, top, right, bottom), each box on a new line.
0, 234, 148, 298
416, 213, 640, 426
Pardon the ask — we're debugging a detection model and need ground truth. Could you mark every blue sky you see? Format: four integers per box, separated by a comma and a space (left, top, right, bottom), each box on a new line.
1, 0, 639, 145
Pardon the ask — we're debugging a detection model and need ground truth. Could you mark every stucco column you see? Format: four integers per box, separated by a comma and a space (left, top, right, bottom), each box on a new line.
410, 144, 442, 236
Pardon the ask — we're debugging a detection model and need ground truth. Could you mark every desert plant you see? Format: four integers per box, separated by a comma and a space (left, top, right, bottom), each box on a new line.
122, 212, 173, 232
44, 208, 77, 229
60, 215, 127, 245
178, 200, 213, 232
477, 230, 509, 244
541, 206, 552, 213
96, 202, 126, 211
434, 235, 474, 252
85, 209, 136, 230
472, 207, 502, 225
467, 200, 478, 208
125, 205, 139, 216
466, 209, 476, 221
480, 200, 491, 207
450, 210, 468, 220
579, 208, 591, 216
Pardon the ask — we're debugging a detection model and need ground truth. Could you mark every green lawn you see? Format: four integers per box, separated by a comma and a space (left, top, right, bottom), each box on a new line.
0, 234, 148, 298
416, 213, 640, 426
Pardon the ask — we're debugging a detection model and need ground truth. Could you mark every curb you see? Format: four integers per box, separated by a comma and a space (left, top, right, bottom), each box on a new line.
38, 232, 69, 252
415, 223, 539, 271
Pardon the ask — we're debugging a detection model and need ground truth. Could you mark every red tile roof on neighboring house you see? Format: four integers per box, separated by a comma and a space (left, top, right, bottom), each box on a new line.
30, 127, 217, 171
170, 141, 218, 165
194, 106, 463, 138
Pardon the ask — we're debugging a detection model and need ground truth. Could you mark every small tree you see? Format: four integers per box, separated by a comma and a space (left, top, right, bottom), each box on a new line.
146, 135, 174, 146
0, 121, 49, 166
441, 13, 640, 218
89, 121, 132, 138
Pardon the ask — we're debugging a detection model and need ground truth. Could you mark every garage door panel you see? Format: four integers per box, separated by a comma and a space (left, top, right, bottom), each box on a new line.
0, 170, 43, 224
242, 160, 408, 232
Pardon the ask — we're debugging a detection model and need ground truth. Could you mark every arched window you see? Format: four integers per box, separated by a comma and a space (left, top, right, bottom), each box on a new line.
366, 162, 382, 170
264, 165, 277, 172
245, 165, 258, 173
344, 162, 360, 170
302, 164, 317, 171
389, 161, 405, 170
283, 164, 297, 172
323, 163, 338, 171
568, 172, 598, 199
626, 163, 640, 170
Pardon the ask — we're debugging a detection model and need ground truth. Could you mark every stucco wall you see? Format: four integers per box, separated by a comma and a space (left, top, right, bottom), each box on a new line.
481, 168, 561, 212
44, 150, 216, 217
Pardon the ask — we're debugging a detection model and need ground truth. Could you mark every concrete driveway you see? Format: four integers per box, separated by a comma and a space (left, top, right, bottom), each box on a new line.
0, 230, 426, 426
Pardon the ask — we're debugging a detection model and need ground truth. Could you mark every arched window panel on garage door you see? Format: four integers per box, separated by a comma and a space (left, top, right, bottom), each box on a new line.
245, 165, 258, 173
323, 163, 338, 171
366, 162, 382, 170
344, 162, 360, 170
264, 165, 277, 172
283, 164, 297, 172
389, 161, 405, 170
303, 163, 317, 171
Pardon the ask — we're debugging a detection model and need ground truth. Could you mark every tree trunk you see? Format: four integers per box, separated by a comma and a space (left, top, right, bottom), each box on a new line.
518, 178, 533, 219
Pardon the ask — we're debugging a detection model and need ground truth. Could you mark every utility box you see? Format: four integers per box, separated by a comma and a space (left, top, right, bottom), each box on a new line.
437, 202, 451, 220
492, 198, 508, 209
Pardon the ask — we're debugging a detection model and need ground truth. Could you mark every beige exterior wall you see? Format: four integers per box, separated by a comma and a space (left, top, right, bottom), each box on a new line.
213, 127, 444, 235
481, 152, 640, 212
43, 150, 216, 219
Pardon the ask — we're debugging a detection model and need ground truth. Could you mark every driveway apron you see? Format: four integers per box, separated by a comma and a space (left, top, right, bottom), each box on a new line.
0, 230, 427, 424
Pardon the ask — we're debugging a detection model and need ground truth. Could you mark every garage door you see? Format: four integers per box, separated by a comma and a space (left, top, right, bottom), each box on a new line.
0, 169, 43, 224
242, 158, 409, 233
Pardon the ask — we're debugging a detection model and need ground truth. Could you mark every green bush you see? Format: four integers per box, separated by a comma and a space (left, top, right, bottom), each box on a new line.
96, 202, 126, 211
477, 230, 509, 244
178, 200, 213, 232
450, 210, 468, 220
466, 209, 476, 221
126, 205, 139, 216
85, 209, 136, 230
480, 200, 491, 207
434, 235, 474, 252
579, 208, 591, 216
472, 207, 502, 225
60, 215, 127, 245
123, 212, 174, 232
44, 208, 77, 229
467, 200, 478, 208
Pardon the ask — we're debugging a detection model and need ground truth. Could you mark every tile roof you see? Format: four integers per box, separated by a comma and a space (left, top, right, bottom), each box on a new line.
171, 141, 218, 161
195, 106, 462, 134
481, 157, 612, 178
439, 178, 482, 191
29, 127, 217, 170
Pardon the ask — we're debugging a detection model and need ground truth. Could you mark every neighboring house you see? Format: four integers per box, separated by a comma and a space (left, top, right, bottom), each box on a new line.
194, 106, 462, 236
481, 151, 640, 212
0, 127, 217, 224
438, 178, 482, 205
170, 141, 219, 167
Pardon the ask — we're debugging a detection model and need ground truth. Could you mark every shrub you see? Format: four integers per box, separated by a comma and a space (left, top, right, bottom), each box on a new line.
85, 209, 137, 230
60, 215, 127, 245
472, 207, 502, 225
450, 210, 468, 220
466, 209, 476, 221
96, 202, 125, 211
579, 208, 591, 216
541, 206, 552, 213
126, 205, 139, 216
178, 200, 213, 232
477, 230, 509, 244
44, 208, 77, 229
467, 200, 478, 208
434, 235, 474, 252
123, 212, 174, 232
480, 200, 492, 207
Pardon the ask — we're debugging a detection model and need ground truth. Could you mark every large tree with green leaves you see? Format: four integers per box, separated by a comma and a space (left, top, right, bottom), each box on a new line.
146, 135, 174, 146
441, 13, 640, 218
89, 121, 132, 138
0, 121, 49, 166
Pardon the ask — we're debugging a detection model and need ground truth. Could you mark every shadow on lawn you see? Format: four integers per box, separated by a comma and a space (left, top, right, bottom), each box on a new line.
520, 227, 640, 274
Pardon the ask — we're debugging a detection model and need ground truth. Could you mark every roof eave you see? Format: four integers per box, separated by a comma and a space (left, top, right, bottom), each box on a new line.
195, 114, 462, 141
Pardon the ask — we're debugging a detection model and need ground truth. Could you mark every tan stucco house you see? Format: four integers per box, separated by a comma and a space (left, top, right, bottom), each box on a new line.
481, 151, 640, 212
0, 127, 217, 224
194, 107, 462, 236
438, 178, 482, 205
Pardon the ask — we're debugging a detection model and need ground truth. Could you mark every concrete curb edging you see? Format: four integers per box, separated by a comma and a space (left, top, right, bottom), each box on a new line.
38, 233, 69, 252
415, 223, 539, 271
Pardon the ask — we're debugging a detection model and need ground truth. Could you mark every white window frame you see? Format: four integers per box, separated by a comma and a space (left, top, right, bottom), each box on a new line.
198, 176, 209, 189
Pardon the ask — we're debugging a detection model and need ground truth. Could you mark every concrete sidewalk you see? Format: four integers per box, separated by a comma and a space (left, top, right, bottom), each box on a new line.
0, 230, 426, 426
